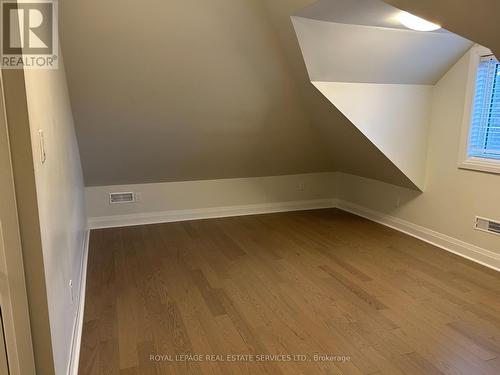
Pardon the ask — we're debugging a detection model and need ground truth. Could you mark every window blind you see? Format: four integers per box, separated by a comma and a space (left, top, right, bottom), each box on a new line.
468, 55, 500, 160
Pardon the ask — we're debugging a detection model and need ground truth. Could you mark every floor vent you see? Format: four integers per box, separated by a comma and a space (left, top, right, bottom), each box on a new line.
109, 192, 135, 204
474, 216, 500, 236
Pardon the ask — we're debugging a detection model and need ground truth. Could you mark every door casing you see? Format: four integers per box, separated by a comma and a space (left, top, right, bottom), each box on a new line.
0, 70, 36, 375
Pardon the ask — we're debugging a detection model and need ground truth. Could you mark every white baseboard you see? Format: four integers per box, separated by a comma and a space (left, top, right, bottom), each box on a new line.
67, 229, 90, 375
88, 198, 337, 229
336, 199, 500, 272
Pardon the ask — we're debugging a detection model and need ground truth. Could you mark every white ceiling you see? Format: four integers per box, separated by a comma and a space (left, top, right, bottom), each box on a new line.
296, 0, 415, 29
292, 0, 472, 84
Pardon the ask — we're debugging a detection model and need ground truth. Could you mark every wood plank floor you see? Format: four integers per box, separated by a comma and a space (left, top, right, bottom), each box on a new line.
79, 209, 500, 375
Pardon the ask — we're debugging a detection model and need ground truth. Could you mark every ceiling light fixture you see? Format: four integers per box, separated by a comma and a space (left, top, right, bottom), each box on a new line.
397, 11, 441, 32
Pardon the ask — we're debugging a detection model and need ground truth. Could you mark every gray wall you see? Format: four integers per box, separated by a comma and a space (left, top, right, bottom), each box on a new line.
60, 0, 411, 188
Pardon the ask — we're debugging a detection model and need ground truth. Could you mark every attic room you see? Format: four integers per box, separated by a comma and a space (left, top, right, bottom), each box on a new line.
0, 0, 499, 374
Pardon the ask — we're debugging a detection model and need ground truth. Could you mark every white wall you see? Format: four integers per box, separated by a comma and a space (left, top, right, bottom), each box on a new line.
86, 173, 338, 228
313, 81, 432, 189
23, 53, 87, 375
337, 49, 500, 255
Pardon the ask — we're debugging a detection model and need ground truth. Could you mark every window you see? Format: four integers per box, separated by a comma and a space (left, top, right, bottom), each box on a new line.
468, 56, 500, 160
459, 45, 500, 174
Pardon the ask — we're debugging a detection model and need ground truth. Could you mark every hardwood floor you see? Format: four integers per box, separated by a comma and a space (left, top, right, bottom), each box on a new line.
78, 209, 500, 375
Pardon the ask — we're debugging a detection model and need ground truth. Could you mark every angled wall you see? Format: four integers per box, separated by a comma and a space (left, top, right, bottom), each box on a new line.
292, 0, 473, 190
60, 0, 334, 186
312, 82, 432, 188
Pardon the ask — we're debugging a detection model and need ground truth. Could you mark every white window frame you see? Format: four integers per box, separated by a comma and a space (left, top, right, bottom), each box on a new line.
458, 44, 500, 174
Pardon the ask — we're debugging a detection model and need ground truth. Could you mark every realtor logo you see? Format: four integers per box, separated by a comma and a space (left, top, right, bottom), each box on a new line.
1, 0, 58, 68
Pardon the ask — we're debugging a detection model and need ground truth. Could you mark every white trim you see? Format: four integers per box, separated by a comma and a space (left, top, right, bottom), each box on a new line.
0, 69, 36, 375
457, 44, 500, 174
67, 229, 90, 375
88, 199, 337, 229
459, 157, 500, 175
336, 199, 500, 272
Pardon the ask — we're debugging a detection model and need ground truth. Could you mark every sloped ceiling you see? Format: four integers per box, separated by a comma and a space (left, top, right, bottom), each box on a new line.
291, 0, 472, 190
292, 13, 472, 85
59, 0, 495, 188
60, 0, 335, 186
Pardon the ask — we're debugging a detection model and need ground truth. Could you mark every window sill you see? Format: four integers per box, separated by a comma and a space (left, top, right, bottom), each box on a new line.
459, 157, 500, 175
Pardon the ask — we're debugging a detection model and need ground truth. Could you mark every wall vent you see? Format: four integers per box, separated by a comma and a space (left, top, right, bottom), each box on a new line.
109, 192, 135, 204
474, 216, 500, 236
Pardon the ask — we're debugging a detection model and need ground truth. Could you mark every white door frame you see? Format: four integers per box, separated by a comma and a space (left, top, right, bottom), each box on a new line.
0, 70, 36, 374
